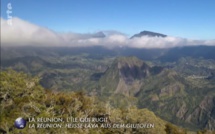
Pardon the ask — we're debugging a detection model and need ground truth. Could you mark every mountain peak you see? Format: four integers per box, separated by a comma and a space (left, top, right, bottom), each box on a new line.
130, 30, 167, 39
114, 56, 146, 68
104, 56, 151, 82
92, 31, 106, 38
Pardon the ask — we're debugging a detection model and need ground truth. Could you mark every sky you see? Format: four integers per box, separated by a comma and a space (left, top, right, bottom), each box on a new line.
1, 0, 215, 39
1, 0, 215, 48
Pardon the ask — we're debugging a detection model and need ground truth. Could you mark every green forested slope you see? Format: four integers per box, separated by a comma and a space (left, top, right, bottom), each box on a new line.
0, 69, 187, 134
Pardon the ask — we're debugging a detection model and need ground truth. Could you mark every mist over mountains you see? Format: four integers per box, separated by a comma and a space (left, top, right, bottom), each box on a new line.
1, 17, 215, 48
1, 17, 215, 62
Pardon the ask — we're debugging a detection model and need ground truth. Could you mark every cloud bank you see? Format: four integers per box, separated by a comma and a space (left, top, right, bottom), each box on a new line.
1, 17, 215, 48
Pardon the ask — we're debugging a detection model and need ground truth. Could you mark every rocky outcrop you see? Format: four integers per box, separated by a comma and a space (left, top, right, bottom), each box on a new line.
185, 95, 215, 130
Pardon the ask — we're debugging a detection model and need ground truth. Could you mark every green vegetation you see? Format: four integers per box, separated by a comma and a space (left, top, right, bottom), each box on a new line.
0, 69, 178, 134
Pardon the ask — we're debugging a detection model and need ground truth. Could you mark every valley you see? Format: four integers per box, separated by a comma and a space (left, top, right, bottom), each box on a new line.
1, 46, 215, 133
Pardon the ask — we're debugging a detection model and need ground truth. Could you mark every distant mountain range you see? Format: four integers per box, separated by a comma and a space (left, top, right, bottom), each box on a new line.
91, 30, 168, 39
2, 45, 215, 62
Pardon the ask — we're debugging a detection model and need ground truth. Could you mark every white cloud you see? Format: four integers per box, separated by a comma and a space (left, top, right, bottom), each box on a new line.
1, 17, 64, 46
1, 17, 215, 48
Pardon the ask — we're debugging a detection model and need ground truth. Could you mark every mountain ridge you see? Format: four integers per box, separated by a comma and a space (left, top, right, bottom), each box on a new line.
130, 30, 167, 39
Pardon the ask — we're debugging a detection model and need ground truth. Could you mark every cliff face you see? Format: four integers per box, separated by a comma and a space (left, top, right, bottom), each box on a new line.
136, 69, 215, 130
185, 95, 215, 130
99, 56, 215, 131
99, 56, 162, 96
